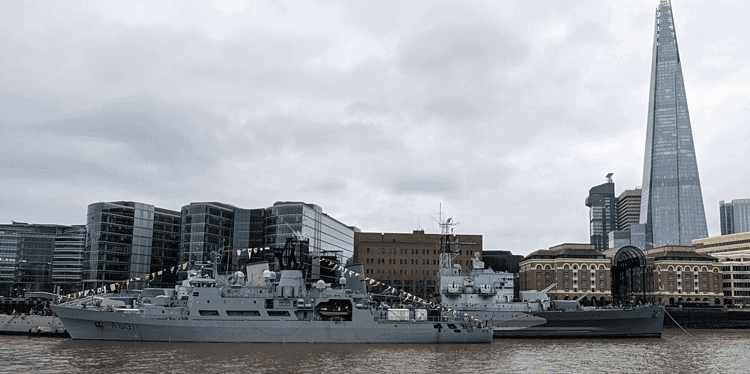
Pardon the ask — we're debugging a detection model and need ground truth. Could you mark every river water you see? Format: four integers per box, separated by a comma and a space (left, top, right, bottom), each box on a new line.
1, 329, 748, 373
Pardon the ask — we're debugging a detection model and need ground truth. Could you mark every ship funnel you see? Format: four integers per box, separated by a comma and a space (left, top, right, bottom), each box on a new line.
344, 263, 366, 294
247, 262, 270, 285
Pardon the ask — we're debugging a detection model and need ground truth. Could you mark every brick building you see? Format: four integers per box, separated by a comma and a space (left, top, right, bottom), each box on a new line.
641, 246, 723, 305
354, 230, 482, 298
520, 243, 612, 304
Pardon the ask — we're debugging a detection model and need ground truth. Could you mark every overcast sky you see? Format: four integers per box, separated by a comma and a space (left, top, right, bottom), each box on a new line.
1, 1, 748, 256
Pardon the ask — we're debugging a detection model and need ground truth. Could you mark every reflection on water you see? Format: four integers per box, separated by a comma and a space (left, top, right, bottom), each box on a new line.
1, 330, 749, 374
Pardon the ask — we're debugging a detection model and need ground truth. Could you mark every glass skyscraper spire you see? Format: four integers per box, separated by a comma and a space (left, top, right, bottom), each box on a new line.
639, 0, 708, 248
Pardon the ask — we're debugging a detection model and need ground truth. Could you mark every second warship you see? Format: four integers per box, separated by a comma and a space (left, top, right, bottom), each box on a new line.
440, 251, 665, 338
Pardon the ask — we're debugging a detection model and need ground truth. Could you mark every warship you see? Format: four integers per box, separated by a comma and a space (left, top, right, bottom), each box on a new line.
53, 246, 492, 344
440, 251, 664, 338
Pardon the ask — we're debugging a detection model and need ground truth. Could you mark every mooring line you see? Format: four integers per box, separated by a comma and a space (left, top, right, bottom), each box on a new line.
664, 308, 692, 337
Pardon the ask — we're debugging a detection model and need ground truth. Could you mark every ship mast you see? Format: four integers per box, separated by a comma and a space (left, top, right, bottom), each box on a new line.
435, 204, 460, 276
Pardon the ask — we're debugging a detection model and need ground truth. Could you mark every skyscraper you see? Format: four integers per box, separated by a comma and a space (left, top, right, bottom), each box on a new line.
720, 199, 750, 235
639, 0, 708, 248
585, 174, 616, 252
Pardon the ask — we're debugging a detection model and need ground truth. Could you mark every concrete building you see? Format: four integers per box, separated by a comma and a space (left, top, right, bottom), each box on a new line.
720, 199, 750, 235
693, 232, 750, 305
585, 175, 616, 252
709, 250, 750, 306
519, 243, 612, 304
693, 232, 750, 255
354, 230, 482, 298
639, 0, 709, 248
0, 222, 86, 296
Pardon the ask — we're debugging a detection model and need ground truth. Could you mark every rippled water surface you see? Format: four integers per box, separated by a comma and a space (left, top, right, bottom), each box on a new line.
1, 330, 749, 373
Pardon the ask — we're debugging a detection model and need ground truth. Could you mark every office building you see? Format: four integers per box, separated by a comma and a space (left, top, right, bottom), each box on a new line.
617, 189, 642, 231
693, 232, 750, 255
608, 188, 643, 249
0, 222, 86, 296
720, 199, 750, 235
585, 175, 616, 251
639, 0, 708, 248
180, 202, 266, 270
354, 230, 482, 298
83, 202, 181, 290
265, 202, 357, 268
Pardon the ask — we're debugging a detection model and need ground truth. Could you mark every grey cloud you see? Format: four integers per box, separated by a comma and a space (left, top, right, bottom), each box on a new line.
245, 116, 402, 156
423, 97, 476, 121
398, 25, 524, 77
296, 177, 347, 194
376, 168, 462, 195
1, 96, 229, 186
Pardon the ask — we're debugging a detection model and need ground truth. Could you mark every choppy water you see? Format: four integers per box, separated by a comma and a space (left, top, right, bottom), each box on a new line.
1, 329, 748, 373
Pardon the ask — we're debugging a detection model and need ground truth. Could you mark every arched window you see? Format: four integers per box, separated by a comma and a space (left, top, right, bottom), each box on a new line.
669, 297, 675, 305
581, 264, 588, 270
599, 264, 605, 270
544, 265, 551, 270
676, 266, 682, 272
668, 266, 674, 271
693, 266, 699, 272
702, 266, 708, 272
656, 266, 662, 272
564, 264, 570, 269
713, 268, 719, 273
573, 265, 578, 270
536, 265, 542, 270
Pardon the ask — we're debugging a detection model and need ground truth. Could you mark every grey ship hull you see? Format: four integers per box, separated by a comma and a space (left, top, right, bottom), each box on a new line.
460, 305, 665, 338
0, 314, 67, 336
53, 305, 492, 344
